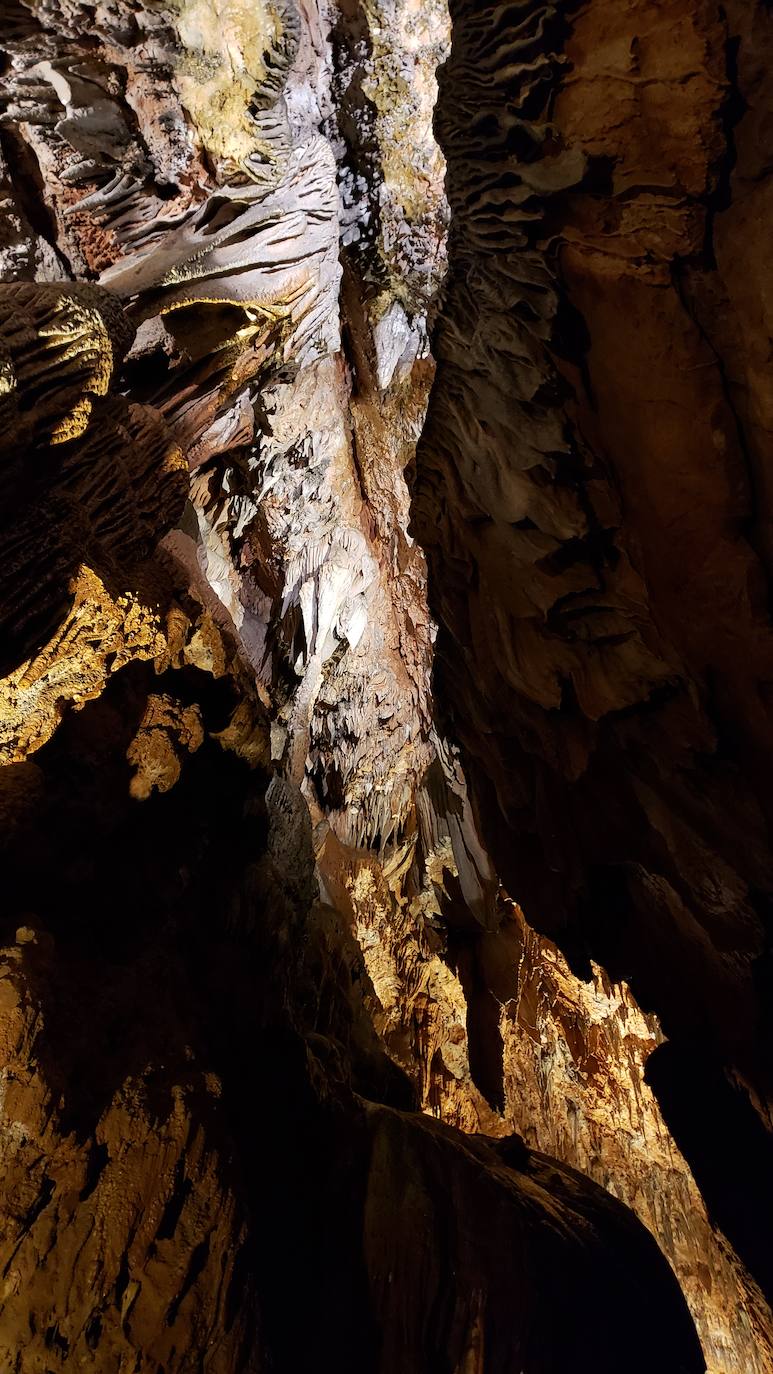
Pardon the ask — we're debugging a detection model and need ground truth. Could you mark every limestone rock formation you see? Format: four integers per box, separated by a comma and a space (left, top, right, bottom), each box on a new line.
0, 0, 771, 1370
414, 0, 773, 1317
0, 278, 702, 1370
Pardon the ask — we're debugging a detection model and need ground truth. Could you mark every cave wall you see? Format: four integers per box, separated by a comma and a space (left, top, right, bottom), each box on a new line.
0, 0, 771, 1369
413, 0, 773, 1308
0, 280, 702, 1373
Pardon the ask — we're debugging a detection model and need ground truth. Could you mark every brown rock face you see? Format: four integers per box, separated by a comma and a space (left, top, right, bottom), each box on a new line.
0, 278, 703, 1372
413, 0, 773, 1309
0, 0, 771, 1369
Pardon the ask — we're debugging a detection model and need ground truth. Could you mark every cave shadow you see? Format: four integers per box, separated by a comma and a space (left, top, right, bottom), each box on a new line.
1, 659, 263, 1134
0, 657, 382, 1372
647, 1039, 773, 1304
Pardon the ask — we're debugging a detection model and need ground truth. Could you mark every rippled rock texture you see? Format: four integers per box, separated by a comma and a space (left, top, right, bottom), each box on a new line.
414, 0, 773, 1324
0, 283, 702, 1373
0, 0, 771, 1370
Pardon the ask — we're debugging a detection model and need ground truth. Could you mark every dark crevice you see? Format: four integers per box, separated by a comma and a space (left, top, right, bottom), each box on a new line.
703, 28, 747, 265
2, 1175, 55, 1277
647, 1041, 773, 1301
166, 1238, 210, 1327
0, 126, 73, 276
672, 259, 773, 597
79, 1141, 109, 1202
157, 1159, 193, 1242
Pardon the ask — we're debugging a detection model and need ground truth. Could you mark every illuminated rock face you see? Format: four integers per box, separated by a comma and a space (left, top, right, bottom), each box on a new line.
0, 1, 769, 1370
413, 0, 773, 1335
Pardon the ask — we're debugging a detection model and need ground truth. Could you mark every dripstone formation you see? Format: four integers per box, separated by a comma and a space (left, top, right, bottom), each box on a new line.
414, 0, 773, 1322
0, 1, 771, 1371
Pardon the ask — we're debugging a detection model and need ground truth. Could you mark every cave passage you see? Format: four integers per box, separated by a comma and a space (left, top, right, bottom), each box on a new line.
1, 0, 773, 1371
